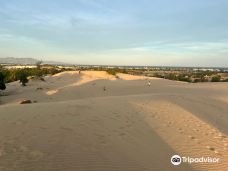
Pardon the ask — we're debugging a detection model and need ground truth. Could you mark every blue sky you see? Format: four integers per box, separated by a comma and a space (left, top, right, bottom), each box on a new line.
0, 0, 228, 66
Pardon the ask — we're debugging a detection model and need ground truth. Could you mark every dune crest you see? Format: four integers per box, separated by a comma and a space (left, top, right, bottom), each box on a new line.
46, 71, 116, 95
116, 73, 160, 80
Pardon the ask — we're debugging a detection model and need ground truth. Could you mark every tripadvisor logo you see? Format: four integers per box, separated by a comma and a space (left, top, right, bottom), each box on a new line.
171, 155, 182, 165
171, 155, 220, 166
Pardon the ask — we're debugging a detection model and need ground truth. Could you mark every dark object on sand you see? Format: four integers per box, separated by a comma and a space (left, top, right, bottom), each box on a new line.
40, 77, 45, 81
0, 72, 6, 90
20, 100, 32, 104
103, 86, 106, 91
18, 72, 29, 86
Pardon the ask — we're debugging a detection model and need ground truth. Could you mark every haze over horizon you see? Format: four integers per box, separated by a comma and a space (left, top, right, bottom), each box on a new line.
0, 0, 228, 67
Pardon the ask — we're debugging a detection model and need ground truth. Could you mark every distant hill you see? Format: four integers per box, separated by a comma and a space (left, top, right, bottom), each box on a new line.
0, 57, 69, 65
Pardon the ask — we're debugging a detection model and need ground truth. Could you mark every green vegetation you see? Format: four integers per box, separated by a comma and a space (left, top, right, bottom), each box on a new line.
176, 75, 191, 82
0, 65, 227, 86
0, 66, 62, 84
105, 68, 128, 76
0, 72, 6, 90
36, 60, 42, 70
149, 73, 192, 83
106, 69, 117, 76
163, 74, 191, 82
17, 70, 29, 86
103, 67, 228, 83
211, 75, 221, 82
128, 69, 228, 83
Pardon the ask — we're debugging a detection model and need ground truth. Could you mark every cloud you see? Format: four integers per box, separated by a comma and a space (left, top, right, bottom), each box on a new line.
0, 0, 228, 66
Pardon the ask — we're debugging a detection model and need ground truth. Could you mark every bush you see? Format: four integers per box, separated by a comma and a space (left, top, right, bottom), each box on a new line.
106, 69, 117, 76
17, 71, 29, 86
106, 68, 130, 76
0, 72, 6, 90
0, 67, 62, 84
211, 76, 221, 82
177, 75, 191, 82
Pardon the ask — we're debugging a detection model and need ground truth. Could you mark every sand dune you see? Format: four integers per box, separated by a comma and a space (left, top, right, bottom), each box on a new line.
116, 73, 159, 80
0, 71, 227, 171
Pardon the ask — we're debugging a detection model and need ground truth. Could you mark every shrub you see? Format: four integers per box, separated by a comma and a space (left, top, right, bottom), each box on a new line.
211, 76, 221, 82
106, 69, 117, 76
17, 71, 29, 86
177, 75, 191, 82
36, 60, 42, 69
0, 72, 6, 90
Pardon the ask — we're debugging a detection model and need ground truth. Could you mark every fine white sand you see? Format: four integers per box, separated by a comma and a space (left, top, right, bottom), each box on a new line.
0, 71, 227, 171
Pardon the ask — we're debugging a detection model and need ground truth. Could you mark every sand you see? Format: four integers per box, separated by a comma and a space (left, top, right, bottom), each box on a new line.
0, 71, 227, 171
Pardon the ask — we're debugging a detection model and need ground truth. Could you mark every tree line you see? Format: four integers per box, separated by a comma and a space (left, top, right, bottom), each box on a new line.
0, 65, 62, 91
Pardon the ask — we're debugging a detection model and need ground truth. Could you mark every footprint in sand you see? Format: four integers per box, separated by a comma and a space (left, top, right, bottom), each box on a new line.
60, 126, 74, 132
209, 131, 215, 135
29, 150, 44, 160
188, 135, 195, 140
119, 132, 126, 136
51, 114, 56, 117
197, 124, 202, 128
193, 128, 199, 132
218, 133, 226, 139
206, 146, 215, 151
163, 123, 168, 127
194, 139, 200, 144
40, 126, 48, 130
213, 136, 223, 140
178, 128, 184, 134
18, 145, 29, 153
150, 115, 156, 118
119, 126, 125, 130
214, 150, 220, 155
91, 118, 100, 122
0, 149, 3, 158
167, 121, 172, 125
11, 119, 27, 125
126, 124, 132, 128
100, 140, 107, 145
95, 134, 107, 145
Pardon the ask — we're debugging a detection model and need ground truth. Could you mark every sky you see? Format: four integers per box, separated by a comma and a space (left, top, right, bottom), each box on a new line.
0, 0, 228, 67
